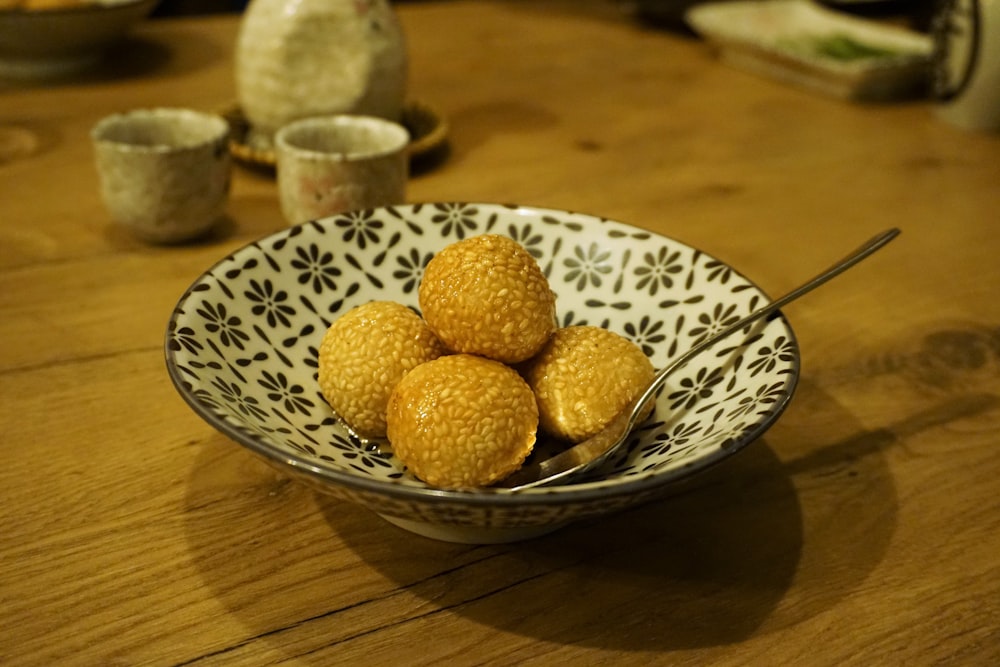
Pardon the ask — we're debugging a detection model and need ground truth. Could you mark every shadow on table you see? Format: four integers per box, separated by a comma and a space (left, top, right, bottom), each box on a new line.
178, 319, 1000, 660
334, 440, 808, 650
0, 27, 223, 91
181, 378, 902, 659
325, 380, 901, 651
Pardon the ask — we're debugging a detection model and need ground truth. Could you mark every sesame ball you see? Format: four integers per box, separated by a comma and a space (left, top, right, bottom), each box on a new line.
522, 326, 655, 443
418, 234, 557, 364
318, 301, 447, 439
386, 354, 539, 489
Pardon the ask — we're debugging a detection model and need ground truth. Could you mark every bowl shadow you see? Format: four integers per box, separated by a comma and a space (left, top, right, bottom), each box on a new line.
325, 438, 805, 651
181, 376, 905, 660
0, 25, 222, 90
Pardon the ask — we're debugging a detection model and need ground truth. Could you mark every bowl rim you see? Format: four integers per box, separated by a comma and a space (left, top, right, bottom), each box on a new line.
164, 202, 801, 506
0, 0, 156, 18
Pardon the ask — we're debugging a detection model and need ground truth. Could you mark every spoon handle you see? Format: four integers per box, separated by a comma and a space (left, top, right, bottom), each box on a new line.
501, 227, 900, 490
630, 227, 902, 428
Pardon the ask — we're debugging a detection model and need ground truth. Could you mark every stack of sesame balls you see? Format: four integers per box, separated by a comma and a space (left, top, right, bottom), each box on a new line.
317, 234, 654, 489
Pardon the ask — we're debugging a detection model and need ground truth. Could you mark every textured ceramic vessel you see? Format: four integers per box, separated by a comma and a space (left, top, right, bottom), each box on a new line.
275, 114, 409, 225
235, 0, 407, 138
91, 108, 231, 244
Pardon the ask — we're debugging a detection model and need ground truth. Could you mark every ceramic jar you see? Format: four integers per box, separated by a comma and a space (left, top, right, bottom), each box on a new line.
235, 0, 407, 138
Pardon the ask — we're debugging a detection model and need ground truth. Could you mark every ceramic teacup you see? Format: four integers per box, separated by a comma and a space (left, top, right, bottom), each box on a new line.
91, 108, 231, 243
274, 115, 409, 226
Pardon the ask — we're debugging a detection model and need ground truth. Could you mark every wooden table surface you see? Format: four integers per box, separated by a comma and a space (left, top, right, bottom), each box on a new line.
3, 2, 999, 664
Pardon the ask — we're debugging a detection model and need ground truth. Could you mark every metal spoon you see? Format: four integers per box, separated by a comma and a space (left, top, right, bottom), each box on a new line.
498, 228, 901, 491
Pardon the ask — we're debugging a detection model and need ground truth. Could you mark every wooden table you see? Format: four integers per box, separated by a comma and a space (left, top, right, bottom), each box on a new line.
3, 2, 999, 664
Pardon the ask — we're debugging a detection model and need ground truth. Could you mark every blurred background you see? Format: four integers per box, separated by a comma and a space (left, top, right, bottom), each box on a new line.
151, 0, 247, 16
150, 0, 939, 33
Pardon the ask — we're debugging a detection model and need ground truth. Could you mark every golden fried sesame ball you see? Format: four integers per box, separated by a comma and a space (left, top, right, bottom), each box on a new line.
386, 354, 538, 489
418, 234, 557, 364
318, 301, 447, 439
522, 326, 655, 443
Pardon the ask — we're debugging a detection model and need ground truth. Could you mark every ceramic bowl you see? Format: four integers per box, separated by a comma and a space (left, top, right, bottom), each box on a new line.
0, 0, 158, 80
165, 204, 800, 543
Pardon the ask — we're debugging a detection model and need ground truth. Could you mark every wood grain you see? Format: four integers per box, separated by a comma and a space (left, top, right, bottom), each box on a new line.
2, 2, 999, 664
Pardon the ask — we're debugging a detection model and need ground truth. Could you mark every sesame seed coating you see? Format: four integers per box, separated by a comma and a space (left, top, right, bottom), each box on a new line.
522, 326, 655, 443
318, 301, 447, 439
386, 354, 539, 489
418, 234, 557, 364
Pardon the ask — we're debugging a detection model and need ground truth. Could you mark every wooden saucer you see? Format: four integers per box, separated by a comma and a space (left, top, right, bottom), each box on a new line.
223, 100, 448, 171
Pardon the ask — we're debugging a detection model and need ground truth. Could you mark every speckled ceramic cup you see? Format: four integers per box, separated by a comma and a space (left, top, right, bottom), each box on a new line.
91, 108, 231, 244
274, 115, 409, 226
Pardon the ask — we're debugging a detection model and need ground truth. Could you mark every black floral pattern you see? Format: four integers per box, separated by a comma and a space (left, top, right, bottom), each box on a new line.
246, 279, 295, 328
429, 202, 478, 238
623, 315, 668, 358
334, 210, 384, 249
212, 376, 268, 420
165, 204, 799, 531
392, 247, 432, 294
291, 243, 341, 294
668, 366, 726, 411
635, 245, 685, 295
747, 335, 798, 377
505, 224, 545, 259
688, 303, 742, 346
563, 242, 614, 290
258, 370, 314, 416
197, 302, 250, 350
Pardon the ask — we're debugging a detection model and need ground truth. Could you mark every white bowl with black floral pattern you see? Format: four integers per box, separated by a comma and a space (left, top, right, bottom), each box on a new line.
166, 203, 799, 543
